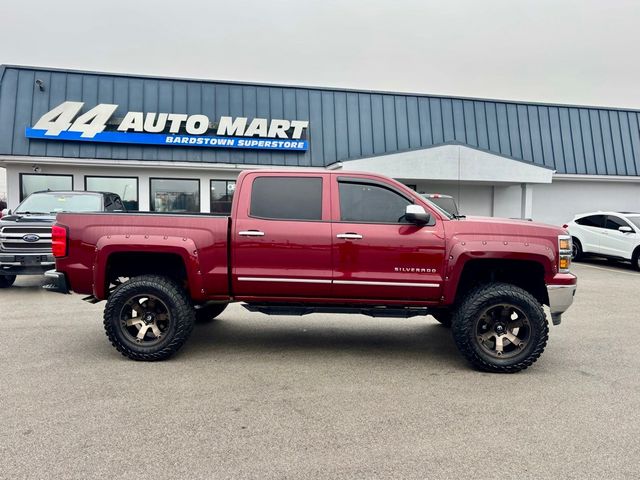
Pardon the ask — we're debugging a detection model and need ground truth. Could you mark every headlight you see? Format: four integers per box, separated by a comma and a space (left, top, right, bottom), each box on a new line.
558, 235, 572, 273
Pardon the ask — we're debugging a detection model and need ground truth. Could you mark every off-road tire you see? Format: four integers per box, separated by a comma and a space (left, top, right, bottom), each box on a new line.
431, 310, 452, 327
103, 275, 195, 361
195, 303, 228, 323
0, 275, 16, 288
571, 238, 582, 261
451, 283, 548, 373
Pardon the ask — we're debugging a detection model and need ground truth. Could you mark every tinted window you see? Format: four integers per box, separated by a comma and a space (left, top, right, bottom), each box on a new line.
150, 178, 200, 213
21, 174, 72, 200
576, 215, 605, 228
605, 216, 630, 231
250, 177, 322, 220
210, 180, 236, 214
86, 176, 138, 211
339, 181, 411, 223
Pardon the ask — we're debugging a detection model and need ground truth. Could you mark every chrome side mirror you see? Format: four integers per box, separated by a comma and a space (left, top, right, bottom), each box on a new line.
405, 205, 430, 224
619, 226, 633, 233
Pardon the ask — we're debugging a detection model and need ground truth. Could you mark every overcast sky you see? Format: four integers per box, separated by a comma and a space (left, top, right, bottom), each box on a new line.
1, 0, 639, 109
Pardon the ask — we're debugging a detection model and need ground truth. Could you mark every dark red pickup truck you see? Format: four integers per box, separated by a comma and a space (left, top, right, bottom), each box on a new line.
46, 169, 576, 372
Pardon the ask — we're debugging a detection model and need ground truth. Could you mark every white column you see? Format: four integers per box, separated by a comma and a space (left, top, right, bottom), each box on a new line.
138, 172, 150, 211
521, 183, 533, 220
6, 165, 20, 209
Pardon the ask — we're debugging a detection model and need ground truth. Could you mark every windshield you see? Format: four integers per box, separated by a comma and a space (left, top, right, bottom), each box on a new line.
627, 216, 640, 229
421, 197, 454, 219
15, 193, 102, 214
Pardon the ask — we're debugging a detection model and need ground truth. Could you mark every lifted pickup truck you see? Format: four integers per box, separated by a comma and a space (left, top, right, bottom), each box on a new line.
47, 170, 577, 372
0, 191, 126, 288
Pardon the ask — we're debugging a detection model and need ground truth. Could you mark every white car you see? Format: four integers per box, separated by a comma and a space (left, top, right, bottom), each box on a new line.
566, 211, 640, 270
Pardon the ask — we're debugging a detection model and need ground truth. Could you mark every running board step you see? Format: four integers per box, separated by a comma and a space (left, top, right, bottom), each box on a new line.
242, 303, 429, 318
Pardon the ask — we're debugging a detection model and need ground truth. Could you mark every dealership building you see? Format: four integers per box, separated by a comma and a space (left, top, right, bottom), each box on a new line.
0, 64, 639, 225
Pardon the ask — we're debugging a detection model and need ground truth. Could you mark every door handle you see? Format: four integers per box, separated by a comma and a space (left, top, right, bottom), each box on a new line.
336, 233, 363, 240
239, 230, 265, 237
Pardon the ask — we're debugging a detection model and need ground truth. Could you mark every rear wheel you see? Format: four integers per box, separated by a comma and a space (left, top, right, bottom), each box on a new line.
452, 283, 548, 373
0, 275, 16, 288
632, 250, 640, 271
571, 238, 582, 261
103, 275, 195, 361
195, 303, 228, 323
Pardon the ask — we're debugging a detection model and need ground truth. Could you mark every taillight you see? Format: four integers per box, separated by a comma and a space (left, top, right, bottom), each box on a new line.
562, 224, 569, 229
51, 224, 68, 258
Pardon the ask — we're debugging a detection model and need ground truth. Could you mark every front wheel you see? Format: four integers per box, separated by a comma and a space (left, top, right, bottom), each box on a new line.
0, 275, 16, 288
451, 283, 548, 373
103, 275, 195, 361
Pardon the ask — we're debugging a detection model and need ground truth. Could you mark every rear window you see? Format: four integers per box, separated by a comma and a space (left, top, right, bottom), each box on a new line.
15, 193, 102, 214
250, 177, 323, 221
575, 215, 605, 228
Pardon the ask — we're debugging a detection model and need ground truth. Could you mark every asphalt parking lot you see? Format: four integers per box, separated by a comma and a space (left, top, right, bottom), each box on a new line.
1, 261, 639, 480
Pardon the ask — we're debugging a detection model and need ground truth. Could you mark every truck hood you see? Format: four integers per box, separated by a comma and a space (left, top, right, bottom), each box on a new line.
0, 213, 56, 224
449, 215, 566, 238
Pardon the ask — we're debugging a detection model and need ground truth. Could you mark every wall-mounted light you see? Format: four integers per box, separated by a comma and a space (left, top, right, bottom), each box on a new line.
35, 79, 45, 91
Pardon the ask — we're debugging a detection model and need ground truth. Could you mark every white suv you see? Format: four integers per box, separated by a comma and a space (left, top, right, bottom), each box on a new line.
566, 212, 640, 270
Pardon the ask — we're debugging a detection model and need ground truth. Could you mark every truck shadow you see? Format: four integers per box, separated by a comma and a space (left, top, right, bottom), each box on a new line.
184, 317, 465, 367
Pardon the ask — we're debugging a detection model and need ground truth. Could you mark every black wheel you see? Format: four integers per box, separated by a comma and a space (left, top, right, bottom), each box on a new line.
571, 238, 582, 261
431, 310, 452, 327
632, 249, 640, 271
103, 275, 195, 361
0, 275, 16, 288
195, 303, 228, 323
451, 283, 548, 373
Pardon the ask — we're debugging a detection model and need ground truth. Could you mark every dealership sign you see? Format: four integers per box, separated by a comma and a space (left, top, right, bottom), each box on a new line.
25, 102, 309, 151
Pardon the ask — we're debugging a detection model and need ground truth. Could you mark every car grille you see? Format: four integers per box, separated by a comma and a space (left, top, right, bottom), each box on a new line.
0, 226, 52, 253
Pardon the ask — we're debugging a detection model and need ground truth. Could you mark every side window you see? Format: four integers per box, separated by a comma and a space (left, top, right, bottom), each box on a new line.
576, 215, 605, 228
113, 197, 125, 211
605, 216, 629, 231
339, 181, 411, 223
250, 177, 323, 221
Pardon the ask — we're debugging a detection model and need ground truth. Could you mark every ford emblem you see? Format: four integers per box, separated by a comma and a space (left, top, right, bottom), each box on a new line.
23, 234, 40, 243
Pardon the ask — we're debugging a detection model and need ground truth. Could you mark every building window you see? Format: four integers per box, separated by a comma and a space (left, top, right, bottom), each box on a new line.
150, 178, 200, 213
85, 176, 139, 211
210, 180, 236, 214
20, 174, 73, 201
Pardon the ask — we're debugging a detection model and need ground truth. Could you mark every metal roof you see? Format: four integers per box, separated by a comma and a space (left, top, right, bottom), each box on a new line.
1, 64, 639, 176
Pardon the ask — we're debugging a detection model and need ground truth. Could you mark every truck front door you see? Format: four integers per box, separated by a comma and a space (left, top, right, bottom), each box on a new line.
330, 176, 446, 302
232, 173, 333, 299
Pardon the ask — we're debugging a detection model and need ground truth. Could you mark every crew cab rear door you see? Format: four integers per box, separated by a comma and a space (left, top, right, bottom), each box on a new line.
231, 172, 333, 298
330, 175, 446, 301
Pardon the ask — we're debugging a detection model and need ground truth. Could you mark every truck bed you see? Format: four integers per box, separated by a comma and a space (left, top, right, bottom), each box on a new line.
55, 212, 230, 300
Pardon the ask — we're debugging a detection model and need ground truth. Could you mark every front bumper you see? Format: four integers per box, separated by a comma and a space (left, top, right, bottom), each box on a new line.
42, 269, 71, 294
0, 253, 55, 275
547, 283, 577, 325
